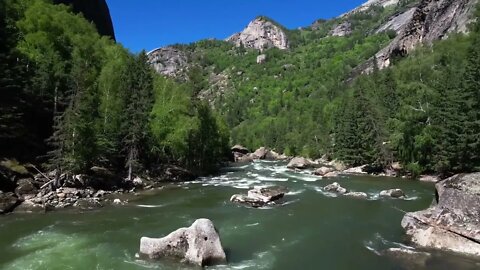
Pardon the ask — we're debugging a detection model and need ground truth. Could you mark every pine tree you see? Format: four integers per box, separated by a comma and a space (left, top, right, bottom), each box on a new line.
122, 52, 154, 180
460, 16, 480, 170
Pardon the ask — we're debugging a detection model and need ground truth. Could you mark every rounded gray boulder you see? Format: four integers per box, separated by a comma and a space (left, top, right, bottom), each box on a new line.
139, 218, 227, 266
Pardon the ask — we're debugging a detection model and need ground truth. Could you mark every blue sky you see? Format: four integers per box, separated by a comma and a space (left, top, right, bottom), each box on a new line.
106, 0, 367, 52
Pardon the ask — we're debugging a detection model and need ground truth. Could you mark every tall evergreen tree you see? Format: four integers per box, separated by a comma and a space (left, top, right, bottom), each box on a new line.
122, 52, 154, 180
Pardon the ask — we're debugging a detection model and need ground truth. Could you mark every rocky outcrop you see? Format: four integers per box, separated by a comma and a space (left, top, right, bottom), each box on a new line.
256, 54, 267, 64
374, 0, 478, 70
342, 0, 401, 17
139, 219, 227, 266
147, 47, 189, 79
227, 17, 289, 51
331, 21, 352, 37
53, 0, 115, 40
231, 186, 287, 208
401, 173, 480, 256
376, 8, 417, 34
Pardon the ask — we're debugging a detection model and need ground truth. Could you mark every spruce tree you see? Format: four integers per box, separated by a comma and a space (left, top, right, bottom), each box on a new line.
122, 52, 154, 180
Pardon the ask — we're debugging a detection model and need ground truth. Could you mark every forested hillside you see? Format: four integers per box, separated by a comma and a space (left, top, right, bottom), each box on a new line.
0, 0, 229, 181
149, 0, 480, 175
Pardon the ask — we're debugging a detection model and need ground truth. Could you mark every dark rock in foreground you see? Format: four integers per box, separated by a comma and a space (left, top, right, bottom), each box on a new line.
401, 173, 480, 256
0, 192, 20, 214
231, 186, 287, 208
139, 219, 227, 266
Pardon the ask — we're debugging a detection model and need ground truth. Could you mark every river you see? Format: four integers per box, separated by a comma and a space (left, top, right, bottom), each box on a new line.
1, 161, 479, 269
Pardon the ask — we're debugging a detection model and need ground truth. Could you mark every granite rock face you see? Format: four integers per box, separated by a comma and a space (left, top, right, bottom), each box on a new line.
401, 173, 480, 256
147, 47, 189, 79
227, 17, 289, 51
374, 0, 478, 70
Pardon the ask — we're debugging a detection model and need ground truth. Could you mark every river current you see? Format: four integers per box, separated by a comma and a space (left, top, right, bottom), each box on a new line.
1, 161, 479, 270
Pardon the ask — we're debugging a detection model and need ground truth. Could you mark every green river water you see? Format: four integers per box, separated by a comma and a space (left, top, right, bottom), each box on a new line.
1, 161, 479, 270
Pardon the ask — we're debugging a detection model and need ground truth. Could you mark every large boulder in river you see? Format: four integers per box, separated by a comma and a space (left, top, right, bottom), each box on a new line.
380, 189, 406, 199
287, 157, 312, 170
324, 182, 348, 195
231, 145, 249, 155
401, 173, 480, 256
139, 219, 227, 266
344, 191, 368, 199
231, 186, 287, 208
0, 192, 20, 214
252, 147, 269, 159
314, 166, 336, 176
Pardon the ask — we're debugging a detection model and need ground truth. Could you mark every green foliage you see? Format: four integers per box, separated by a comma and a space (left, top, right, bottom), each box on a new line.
3, 0, 229, 178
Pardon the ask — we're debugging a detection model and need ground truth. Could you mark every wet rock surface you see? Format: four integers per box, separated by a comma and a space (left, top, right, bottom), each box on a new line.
401, 173, 480, 256
139, 219, 227, 266
231, 186, 287, 208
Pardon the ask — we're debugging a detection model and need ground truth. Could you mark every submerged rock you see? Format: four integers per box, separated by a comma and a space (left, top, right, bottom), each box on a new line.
401, 173, 480, 256
380, 189, 406, 199
139, 219, 227, 266
231, 186, 287, 208
383, 247, 431, 269
344, 192, 368, 199
324, 182, 348, 195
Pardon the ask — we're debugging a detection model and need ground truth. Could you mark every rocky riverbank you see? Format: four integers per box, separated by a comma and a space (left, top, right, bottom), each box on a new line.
0, 159, 196, 214
231, 145, 441, 182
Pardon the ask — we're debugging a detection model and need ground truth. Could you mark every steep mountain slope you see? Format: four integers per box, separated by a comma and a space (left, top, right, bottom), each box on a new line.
53, 0, 115, 40
145, 0, 479, 170
374, 0, 478, 69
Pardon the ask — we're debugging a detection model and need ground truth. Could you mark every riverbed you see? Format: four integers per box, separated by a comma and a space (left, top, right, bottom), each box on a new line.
1, 161, 479, 269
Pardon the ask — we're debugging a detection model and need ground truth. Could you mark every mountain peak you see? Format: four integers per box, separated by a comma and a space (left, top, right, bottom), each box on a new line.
226, 16, 289, 51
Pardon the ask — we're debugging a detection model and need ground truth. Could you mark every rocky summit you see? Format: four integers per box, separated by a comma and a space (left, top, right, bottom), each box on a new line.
226, 16, 289, 51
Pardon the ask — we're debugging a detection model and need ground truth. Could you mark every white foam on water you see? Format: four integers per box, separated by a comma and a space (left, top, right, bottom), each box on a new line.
245, 222, 260, 227
364, 232, 416, 257
286, 189, 305, 196
256, 176, 288, 182
211, 250, 275, 270
136, 204, 166, 208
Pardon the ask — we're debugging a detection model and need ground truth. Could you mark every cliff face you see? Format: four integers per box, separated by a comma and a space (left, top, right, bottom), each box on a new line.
342, 0, 401, 17
53, 0, 115, 40
226, 17, 289, 51
374, 0, 478, 69
147, 47, 189, 79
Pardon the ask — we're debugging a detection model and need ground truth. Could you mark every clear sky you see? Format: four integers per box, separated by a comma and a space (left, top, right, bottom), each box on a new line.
106, 0, 367, 52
